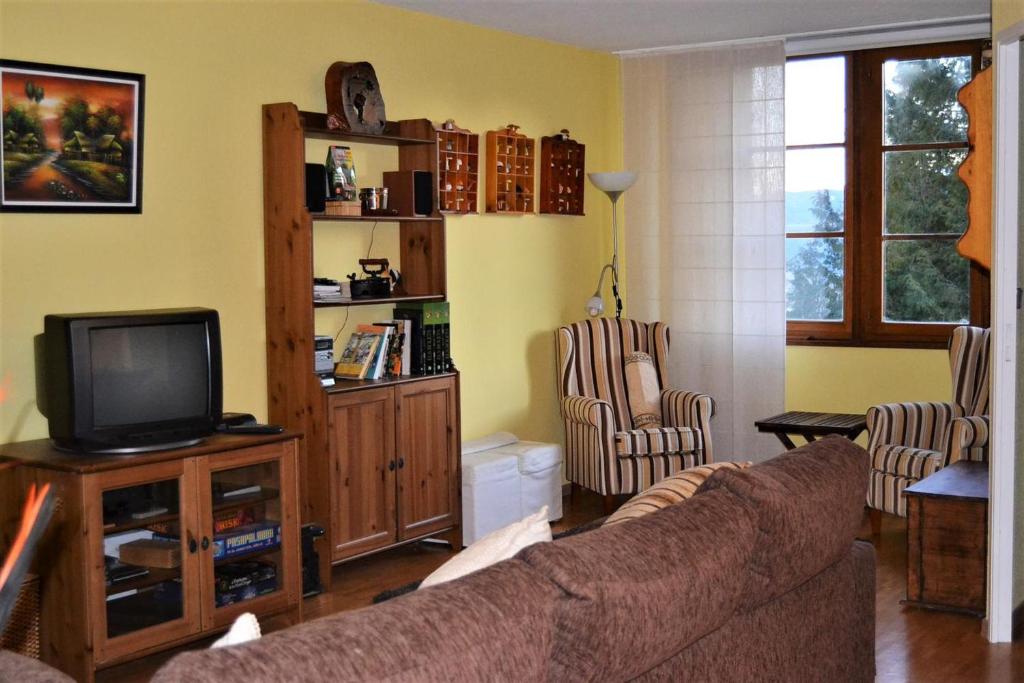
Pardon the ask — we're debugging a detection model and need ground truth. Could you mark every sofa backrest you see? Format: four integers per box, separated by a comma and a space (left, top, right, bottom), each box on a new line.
696, 435, 869, 611
518, 485, 757, 682
151, 558, 562, 683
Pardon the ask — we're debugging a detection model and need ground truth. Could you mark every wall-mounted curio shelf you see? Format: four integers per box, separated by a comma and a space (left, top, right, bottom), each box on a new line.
486, 124, 534, 214
435, 120, 479, 214
540, 129, 585, 215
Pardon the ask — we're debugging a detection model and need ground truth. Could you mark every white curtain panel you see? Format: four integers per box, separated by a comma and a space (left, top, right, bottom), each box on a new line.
622, 43, 786, 462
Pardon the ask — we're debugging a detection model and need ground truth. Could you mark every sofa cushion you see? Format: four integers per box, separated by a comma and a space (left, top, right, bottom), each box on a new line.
697, 435, 869, 611
615, 426, 702, 457
0, 651, 73, 683
519, 486, 756, 682
603, 461, 750, 526
151, 559, 561, 683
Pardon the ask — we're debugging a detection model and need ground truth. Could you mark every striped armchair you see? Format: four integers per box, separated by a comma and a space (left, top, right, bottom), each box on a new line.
556, 319, 715, 508
866, 326, 990, 520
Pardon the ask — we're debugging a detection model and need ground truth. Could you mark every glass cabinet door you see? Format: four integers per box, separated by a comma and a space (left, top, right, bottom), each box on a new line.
198, 444, 298, 629
88, 460, 200, 663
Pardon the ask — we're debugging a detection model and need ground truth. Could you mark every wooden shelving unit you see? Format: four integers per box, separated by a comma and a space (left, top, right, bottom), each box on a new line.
0, 433, 302, 682
436, 120, 478, 214
262, 102, 462, 590
540, 130, 585, 215
486, 124, 535, 214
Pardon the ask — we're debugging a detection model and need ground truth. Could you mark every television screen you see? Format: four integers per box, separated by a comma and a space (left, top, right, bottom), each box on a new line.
90, 323, 210, 427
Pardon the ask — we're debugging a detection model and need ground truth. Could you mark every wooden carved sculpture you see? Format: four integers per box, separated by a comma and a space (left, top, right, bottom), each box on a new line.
956, 67, 992, 271
325, 61, 387, 135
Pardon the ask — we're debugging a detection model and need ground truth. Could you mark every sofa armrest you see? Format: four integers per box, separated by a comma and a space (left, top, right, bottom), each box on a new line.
866, 401, 959, 454
561, 395, 614, 428
948, 415, 990, 465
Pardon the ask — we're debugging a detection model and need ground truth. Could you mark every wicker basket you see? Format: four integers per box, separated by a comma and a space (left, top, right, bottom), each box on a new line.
0, 574, 40, 659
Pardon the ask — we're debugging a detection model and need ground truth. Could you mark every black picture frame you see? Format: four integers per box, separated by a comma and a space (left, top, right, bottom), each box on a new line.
0, 59, 145, 213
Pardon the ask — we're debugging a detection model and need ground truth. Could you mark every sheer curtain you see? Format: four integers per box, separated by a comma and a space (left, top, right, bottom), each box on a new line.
622, 43, 786, 461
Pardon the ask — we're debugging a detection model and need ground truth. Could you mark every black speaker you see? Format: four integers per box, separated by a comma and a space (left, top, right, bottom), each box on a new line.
305, 163, 328, 213
383, 170, 433, 216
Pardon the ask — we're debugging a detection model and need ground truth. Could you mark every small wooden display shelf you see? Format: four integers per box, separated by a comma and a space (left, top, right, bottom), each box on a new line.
540, 130, 585, 215
486, 124, 535, 214
436, 120, 478, 214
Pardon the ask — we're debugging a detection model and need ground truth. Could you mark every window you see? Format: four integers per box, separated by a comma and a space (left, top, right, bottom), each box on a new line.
785, 41, 989, 347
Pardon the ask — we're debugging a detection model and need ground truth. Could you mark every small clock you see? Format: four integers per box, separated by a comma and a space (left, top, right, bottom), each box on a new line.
325, 61, 387, 135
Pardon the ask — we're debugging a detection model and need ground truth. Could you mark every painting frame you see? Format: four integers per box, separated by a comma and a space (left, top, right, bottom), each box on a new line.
0, 59, 145, 213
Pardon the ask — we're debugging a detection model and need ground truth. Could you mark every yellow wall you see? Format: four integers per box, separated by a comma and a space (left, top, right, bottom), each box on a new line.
0, 0, 622, 446
786, 347, 950, 421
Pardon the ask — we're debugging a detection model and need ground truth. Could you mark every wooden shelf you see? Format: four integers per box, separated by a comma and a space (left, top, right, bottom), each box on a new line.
104, 512, 180, 536
215, 544, 281, 566
314, 294, 444, 308
310, 213, 442, 223
326, 371, 458, 394
106, 566, 180, 596
297, 110, 433, 145
486, 125, 535, 214
541, 131, 586, 215
212, 488, 278, 515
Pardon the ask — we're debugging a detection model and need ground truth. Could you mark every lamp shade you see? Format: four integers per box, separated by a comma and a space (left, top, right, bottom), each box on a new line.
587, 171, 638, 194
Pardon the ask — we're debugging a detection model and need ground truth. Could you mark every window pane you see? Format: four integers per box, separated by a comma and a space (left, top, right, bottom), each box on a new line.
884, 148, 968, 235
786, 148, 844, 232
786, 237, 844, 321
883, 56, 971, 145
785, 56, 846, 146
883, 240, 969, 323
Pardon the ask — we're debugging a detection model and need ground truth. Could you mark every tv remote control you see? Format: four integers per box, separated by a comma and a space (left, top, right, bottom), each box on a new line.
217, 424, 284, 435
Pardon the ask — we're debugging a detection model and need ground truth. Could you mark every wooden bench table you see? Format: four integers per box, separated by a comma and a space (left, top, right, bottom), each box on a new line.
754, 411, 867, 450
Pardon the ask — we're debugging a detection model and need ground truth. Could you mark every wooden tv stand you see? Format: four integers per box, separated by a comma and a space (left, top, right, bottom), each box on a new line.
0, 432, 302, 682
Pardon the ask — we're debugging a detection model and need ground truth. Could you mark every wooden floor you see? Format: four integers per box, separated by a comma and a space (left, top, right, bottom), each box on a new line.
100, 488, 1023, 682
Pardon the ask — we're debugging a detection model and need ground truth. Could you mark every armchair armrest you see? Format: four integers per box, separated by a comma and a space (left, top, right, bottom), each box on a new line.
948, 415, 990, 465
866, 401, 960, 454
661, 390, 715, 462
561, 395, 614, 429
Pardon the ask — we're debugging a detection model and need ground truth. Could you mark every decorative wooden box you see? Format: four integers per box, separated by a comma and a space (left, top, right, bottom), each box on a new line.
436, 120, 478, 214
540, 130, 585, 215
486, 125, 535, 214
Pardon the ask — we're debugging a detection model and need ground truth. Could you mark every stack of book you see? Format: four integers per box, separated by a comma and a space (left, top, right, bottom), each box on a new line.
313, 278, 351, 303
392, 302, 451, 376
335, 322, 408, 380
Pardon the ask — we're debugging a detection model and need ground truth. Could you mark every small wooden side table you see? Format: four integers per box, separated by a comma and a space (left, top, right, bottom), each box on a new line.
754, 411, 867, 450
903, 460, 988, 617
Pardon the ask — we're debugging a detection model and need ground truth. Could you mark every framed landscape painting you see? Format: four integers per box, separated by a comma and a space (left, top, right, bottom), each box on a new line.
0, 60, 144, 213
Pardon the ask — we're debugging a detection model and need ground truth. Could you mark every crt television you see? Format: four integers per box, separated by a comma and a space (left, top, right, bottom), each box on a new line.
41, 308, 223, 454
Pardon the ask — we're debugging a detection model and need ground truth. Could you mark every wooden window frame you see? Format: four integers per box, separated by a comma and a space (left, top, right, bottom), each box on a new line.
787, 40, 990, 349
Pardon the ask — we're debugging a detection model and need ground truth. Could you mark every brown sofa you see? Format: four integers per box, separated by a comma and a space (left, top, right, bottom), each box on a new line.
146, 436, 875, 681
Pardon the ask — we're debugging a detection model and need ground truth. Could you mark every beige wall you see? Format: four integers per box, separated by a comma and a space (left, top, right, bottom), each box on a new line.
0, 1, 622, 447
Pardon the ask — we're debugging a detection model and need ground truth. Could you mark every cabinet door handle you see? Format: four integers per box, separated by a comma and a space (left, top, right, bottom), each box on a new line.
188, 533, 198, 554
388, 460, 396, 471
201, 536, 210, 551
398, 457, 405, 469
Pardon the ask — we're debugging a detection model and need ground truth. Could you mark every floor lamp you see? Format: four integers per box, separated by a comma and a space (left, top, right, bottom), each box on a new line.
586, 172, 637, 319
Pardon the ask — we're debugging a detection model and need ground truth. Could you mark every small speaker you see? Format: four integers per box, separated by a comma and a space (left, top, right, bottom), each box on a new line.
383, 170, 433, 217
305, 163, 328, 213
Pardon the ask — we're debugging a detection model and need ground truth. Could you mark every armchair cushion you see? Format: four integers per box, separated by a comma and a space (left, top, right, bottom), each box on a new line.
625, 351, 663, 428
615, 426, 702, 458
870, 445, 942, 480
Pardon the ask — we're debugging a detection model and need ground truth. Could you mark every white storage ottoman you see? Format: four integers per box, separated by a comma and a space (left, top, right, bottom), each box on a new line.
461, 432, 563, 545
